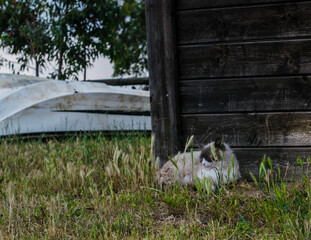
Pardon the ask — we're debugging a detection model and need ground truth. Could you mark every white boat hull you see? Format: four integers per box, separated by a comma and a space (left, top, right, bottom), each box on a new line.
0, 74, 151, 136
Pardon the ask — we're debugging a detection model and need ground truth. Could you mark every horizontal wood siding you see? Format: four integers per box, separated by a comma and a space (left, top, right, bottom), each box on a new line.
235, 148, 311, 180
181, 112, 311, 147
179, 76, 311, 114
177, 2, 311, 45
177, 0, 301, 10
178, 40, 311, 80
144, 0, 311, 179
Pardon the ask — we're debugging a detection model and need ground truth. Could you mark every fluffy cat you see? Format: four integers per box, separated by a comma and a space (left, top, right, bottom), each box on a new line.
158, 138, 241, 191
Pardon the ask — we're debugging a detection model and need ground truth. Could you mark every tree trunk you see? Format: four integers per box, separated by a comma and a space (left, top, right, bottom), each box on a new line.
58, 48, 63, 80
84, 65, 86, 81
58, 35, 64, 80
83, 45, 87, 81
35, 60, 39, 77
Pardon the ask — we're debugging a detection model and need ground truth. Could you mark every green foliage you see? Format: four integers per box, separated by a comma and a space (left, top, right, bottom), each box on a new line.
0, 0, 147, 79
0, 0, 51, 76
105, 0, 147, 77
47, 0, 121, 80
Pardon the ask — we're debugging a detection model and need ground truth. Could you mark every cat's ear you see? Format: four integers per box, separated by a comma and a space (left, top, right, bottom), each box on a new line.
214, 137, 225, 150
198, 143, 205, 150
214, 138, 222, 148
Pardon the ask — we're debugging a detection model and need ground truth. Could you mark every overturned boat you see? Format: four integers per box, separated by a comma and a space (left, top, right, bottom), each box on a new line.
0, 74, 151, 136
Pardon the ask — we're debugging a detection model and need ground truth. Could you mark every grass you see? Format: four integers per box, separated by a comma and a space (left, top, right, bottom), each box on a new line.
0, 132, 310, 239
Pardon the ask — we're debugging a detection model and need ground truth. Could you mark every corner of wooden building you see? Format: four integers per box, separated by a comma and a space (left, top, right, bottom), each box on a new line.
146, 0, 311, 179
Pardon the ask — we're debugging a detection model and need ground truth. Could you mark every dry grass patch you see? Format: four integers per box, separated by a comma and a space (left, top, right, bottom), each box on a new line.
0, 133, 310, 239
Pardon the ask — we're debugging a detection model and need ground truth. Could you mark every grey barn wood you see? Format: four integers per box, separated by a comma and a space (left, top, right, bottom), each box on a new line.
146, 0, 311, 180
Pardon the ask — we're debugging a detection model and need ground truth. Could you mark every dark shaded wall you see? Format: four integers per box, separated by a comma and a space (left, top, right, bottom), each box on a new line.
147, 0, 311, 179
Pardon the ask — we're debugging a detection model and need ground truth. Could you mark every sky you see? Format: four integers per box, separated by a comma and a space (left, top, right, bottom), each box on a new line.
0, 48, 115, 80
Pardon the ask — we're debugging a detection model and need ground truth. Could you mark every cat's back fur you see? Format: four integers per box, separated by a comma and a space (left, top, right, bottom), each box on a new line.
159, 151, 201, 187
158, 140, 241, 190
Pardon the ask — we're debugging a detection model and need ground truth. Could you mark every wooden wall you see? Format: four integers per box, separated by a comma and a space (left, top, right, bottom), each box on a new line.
146, 0, 311, 179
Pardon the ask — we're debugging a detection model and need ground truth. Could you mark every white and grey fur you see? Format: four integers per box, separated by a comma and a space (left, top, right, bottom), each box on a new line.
158, 139, 241, 191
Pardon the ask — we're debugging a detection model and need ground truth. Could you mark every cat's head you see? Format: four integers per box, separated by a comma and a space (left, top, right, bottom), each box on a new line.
199, 138, 226, 167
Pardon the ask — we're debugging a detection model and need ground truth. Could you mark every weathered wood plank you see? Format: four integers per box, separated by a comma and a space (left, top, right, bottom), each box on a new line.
178, 40, 311, 79
177, 2, 311, 45
233, 147, 311, 180
146, 0, 180, 166
178, 0, 299, 10
179, 76, 311, 114
180, 112, 311, 147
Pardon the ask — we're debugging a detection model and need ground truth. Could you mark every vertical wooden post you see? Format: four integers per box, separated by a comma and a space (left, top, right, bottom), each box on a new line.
146, 0, 180, 166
